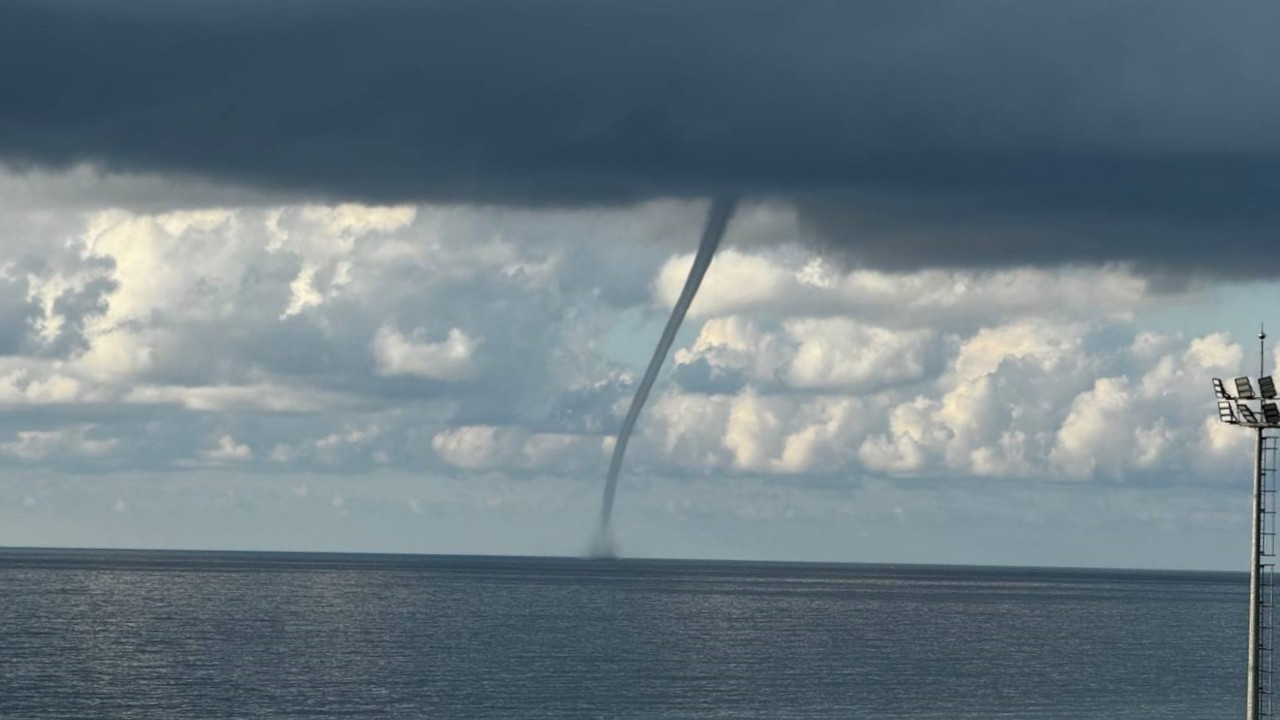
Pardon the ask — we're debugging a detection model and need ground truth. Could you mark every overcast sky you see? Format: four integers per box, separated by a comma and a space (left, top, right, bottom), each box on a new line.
1, 0, 1277, 569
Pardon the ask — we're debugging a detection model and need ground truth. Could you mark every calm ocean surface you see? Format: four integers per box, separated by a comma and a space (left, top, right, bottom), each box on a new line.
0, 549, 1246, 719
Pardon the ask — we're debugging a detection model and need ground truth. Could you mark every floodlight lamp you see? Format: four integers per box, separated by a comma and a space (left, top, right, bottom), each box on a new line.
1237, 377, 1257, 399
1265, 402, 1280, 425
1220, 400, 1238, 423
1213, 378, 1233, 400
1261, 376, 1277, 399
1239, 403, 1260, 424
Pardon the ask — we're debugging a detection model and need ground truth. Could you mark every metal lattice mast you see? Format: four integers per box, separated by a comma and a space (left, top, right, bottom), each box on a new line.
1258, 432, 1277, 717
1249, 420, 1276, 719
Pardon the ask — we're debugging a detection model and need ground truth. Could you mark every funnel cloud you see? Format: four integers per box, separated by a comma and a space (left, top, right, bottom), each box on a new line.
593, 196, 737, 556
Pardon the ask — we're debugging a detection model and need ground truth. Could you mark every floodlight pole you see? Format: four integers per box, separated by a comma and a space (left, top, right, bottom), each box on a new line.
1214, 326, 1280, 720
1249, 324, 1268, 720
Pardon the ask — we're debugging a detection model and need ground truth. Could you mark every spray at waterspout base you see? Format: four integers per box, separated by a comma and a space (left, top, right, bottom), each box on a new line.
586, 526, 618, 560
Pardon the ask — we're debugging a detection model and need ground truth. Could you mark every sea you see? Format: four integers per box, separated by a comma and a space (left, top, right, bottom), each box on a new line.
0, 549, 1247, 719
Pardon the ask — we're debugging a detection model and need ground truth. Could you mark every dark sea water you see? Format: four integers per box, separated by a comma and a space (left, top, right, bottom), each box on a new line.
0, 549, 1246, 719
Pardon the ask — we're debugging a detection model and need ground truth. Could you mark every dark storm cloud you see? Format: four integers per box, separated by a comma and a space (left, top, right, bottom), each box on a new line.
2, 0, 1278, 272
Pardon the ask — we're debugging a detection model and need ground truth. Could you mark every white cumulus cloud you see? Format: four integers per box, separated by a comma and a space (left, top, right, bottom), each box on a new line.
0, 426, 117, 461
372, 324, 478, 381
201, 435, 253, 463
